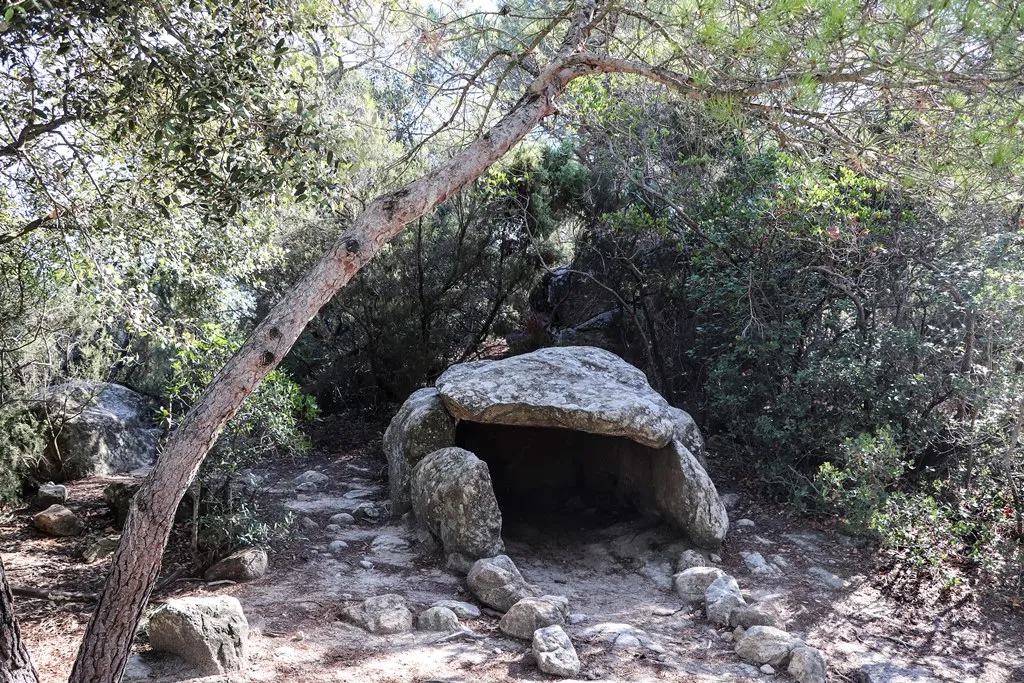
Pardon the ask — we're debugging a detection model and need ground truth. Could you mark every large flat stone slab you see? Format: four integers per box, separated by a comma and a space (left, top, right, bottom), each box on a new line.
436, 346, 678, 448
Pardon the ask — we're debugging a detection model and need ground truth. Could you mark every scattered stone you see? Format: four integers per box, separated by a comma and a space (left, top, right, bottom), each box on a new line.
324, 524, 342, 534
82, 535, 119, 564
384, 387, 458, 514
734, 625, 803, 668
533, 625, 580, 678
760, 664, 776, 675
204, 548, 268, 583
359, 559, 374, 570
328, 512, 355, 526
352, 503, 383, 522
148, 596, 249, 674
742, 551, 781, 576
340, 594, 413, 634
735, 518, 755, 529
673, 566, 726, 603
300, 517, 319, 532
33, 504, 83, 536
27, 382, 161, 481
498, 595, 569, 640
328, 540, 349, 552
651, 606, 680, 617
729, 605, 780, 629
720, 631, 735, 642
294, 482, 317, 493
720, 493, 741, 510
34, 483, 68, 508
860, 662, 940, 683
787, 646, 827, 683
769, 554, 790, 569
567, 613, 589, 625
294, 470, 329, 489
411, 447, 504, 559
582, 622, 655, 650
677, 549, 706, 571
370, 534, 411, 554
807, 566, 849, 590
430, 600, 481, 619
705, 574, 745, 626
466, 555, 541, 612
710, 553, 723, 563
418, 606, 461, 632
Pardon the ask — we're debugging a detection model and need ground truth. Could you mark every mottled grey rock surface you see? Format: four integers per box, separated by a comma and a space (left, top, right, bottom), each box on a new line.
436, 346, 679, 448
498, 595, 569, 639
788, 646, 828, 683
32, 504, 82, 536
673, 566, 725, 603
411, 447, 503, 560
467, 555, 541, 613
734, 625, 803, 667
29, 382, 160, 481
383, 388, 457, 514
417, 606, 460, 632
203, 548, 268, 583
533, 625, 580, 678
147, 596, 249, 674
653, 440, 728, 547
705, 574, 745, 626
340, 594, 413, 634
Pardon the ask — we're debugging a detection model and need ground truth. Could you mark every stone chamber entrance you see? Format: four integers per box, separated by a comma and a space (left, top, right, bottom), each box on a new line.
454, 420, 660, 528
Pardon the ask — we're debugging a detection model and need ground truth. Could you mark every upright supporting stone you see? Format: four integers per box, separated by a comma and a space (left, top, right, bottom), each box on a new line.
653, 440, 729, 547
383, 388, 457, 515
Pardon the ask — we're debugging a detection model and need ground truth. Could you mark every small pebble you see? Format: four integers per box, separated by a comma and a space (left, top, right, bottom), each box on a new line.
300, 517, 319, 531
710, 553, 723, 563
760, 664, 775, 675
736, 518, 755, 529
359, 559, 374, 569
328, 540, 349, 552
295, 482, 317, 493
324, 524, 342, 534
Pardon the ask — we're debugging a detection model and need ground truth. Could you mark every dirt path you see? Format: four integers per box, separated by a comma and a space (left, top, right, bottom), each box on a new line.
3, 418, 1023, 682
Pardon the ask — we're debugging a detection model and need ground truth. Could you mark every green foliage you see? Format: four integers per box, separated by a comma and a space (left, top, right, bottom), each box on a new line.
160, 324, 318, 475
274, 144, 585, 406
0, 407, 44, 505
815, 427, 908, 533
195, 495, 293, 565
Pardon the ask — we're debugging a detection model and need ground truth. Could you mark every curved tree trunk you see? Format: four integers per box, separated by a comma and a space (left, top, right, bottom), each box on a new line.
67, 54, 599, 683
0, 558, 40, 683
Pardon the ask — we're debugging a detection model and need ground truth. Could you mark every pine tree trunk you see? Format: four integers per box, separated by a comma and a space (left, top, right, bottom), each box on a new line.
0, 557, 40, 683
67, 58, 582, 683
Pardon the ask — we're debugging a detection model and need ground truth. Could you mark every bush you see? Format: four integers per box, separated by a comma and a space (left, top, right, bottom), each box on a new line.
160, 323, 317, 562
0, 407, 45, 505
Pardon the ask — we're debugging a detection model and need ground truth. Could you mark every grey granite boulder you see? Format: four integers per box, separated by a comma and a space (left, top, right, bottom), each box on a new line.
467, 555, 541, 613
418, 606, 460, 632
28, 381, 161, 481
148, 596, 249, 675
203, 548, 268, 583
436, 346, 679, 448
652, 440, 728, 547
430, 600, 480, 619
383, 388, 457, 514
533, 625, 580, 678
34, 483, 67, 508
788, 645, 827, 683
498, 595, 569, 639
734, 625, 803, 668
411, 447, 504, 560
705, 574, 745, 626
673, 566, 725, 603
729, 605, 780, 629
340, 594, 413, 634
33, 504, 82, 536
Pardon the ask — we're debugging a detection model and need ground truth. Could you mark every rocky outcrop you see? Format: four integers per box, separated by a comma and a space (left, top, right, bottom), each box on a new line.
411, 447, 503, 560
147, 596, 249, 675
467, 555, 541, 613
705, 574, 745, 626
383, 388, 457, 514
673, 566, 725, 603
28, 382, 161, 481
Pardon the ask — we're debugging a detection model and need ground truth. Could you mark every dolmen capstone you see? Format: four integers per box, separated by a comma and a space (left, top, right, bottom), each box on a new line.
384, 346, 728, 559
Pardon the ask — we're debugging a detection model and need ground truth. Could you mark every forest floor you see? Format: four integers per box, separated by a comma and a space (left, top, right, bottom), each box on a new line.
3, 413, 1023, 683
